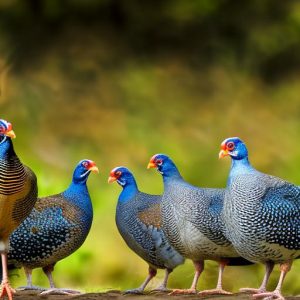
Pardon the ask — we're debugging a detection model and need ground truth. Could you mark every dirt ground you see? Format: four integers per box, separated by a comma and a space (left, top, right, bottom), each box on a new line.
11, 290, 300, 300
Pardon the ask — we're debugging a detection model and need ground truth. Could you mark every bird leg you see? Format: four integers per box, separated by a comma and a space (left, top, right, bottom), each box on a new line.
169, 260, 204, 295
198, 259, 232, 295
25, 267, 33, 287
150, 268, 172, 293
0, 253, 16, 300
17, 267, 46, 291
124, 266, 157, 294
240, 261, 274, 294
253, 261, 292, 300
43, 265, 55, 288
39, 264, 81, 295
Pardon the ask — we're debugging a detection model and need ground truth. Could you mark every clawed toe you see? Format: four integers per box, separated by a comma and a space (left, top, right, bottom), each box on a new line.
17, 285, 46, 292
168, 288, 197, 295
123, 288, 144, 295
40, 288, 81, 295
240, 288, 266, 294
198, 288, 233, 296
252, 290, 285, 300
150, 287, 171, 294
0, 281, 16, 300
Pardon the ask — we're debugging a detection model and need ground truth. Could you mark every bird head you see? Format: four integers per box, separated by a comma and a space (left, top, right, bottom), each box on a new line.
73, 159, 99, 183
0, 119, 16, 144
147, 153, 178, 176
219, 137, 248, 160
108, 166, 135, 187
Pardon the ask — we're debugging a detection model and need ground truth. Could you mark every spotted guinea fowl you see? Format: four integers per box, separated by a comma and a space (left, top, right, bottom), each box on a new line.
0, 119, 38, 300
147, 154, 253, 295
219, 137, 300, 300
8, 159, 98, 295
108, 166, 184, 294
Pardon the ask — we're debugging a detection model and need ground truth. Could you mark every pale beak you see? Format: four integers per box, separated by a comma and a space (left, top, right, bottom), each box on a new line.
147, 161, 156, 169
5, 130, 16, 139
89, 166, 99, 173
108, 176, 117, 183
219, 149, 229, 159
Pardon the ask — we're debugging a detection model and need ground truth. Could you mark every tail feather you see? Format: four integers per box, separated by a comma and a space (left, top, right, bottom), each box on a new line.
150, 226, 185, 269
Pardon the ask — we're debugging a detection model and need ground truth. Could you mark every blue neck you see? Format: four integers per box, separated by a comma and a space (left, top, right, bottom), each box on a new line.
0, 137, 15, 159
228, 157, 255, 185
63, 181, 93, 218
118, 180, 139, 203
161, 167, 183, 185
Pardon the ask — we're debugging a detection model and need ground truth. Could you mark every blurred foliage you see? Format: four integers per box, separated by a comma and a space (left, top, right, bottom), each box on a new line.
0, 0, 300, 295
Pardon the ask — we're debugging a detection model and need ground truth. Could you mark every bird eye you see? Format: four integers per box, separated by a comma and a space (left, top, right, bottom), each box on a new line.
115, 171, 122, 177
156, 159, 163, 166
82, 161, 89, 168
227, 142, 235, 151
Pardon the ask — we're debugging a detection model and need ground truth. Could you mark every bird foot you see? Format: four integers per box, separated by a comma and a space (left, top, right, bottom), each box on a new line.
17, 285, 46, 291
169, 288, 197, 295
0, 281, 16, 300
123, 288, 144, 295
198, 288, 233, 296
252, 290, 285, 300
40, 288, 82, 295
150, 287, 171, 294
240, 288, 266, 294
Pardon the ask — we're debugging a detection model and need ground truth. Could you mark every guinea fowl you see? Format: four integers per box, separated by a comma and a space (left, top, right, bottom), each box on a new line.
219, 137, 300, 300
8, 159, 98, 295
147, 154, 253, 295
0, 119, 38, 300
108, 166, 184, 294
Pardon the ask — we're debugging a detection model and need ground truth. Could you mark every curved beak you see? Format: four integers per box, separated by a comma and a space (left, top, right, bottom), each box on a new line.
219, 149, 229, 159
89, 166, 99, 173
5, 130, 16, 139
108, 176, 117, 184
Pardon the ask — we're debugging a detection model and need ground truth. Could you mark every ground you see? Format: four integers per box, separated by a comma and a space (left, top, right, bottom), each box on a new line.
11, 290, 300, 300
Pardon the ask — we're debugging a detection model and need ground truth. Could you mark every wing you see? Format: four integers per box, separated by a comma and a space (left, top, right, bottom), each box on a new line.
260, 175, 300, 250
117, 193, 184, 269
9, 194, 83, 267
11, 165, 38, 225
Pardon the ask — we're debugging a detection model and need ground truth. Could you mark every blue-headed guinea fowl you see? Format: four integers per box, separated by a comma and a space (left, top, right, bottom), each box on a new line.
219, 137, 300, 300
147, 154, 253, 295
8, 159, 98, 295
108, 166, 184, 294
0, 119, 38, 300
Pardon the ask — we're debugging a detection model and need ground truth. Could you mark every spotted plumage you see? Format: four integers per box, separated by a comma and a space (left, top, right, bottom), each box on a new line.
108, 166, 184, 294
0, 119, 38, 300
148, 154, 253, 295
8, 159, 98, 295
219, 137, 300, 299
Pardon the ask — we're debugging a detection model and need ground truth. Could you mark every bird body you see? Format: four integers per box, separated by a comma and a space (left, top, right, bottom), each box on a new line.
147, 154, 252, 295
223, 171, 300, 264
0, 119, 38, 300
0, 137, 37, 250
8, 159, 98, 294
116, 191, 183, 271
161, 179, 236, 261
219, 137, 300, 299
109, 167, 184, 293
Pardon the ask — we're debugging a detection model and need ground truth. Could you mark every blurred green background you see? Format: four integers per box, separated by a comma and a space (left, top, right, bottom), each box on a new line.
1, 0, 300, 295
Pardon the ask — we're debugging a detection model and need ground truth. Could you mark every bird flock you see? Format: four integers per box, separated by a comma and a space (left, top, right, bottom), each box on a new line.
0, 118, 299, 300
